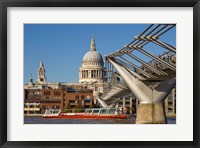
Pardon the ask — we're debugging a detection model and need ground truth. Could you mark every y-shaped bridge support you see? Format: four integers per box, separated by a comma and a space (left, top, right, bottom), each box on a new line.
108, 57, 176, 124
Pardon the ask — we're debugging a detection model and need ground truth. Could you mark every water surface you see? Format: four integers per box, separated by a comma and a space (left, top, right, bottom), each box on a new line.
24, 116, 176, 124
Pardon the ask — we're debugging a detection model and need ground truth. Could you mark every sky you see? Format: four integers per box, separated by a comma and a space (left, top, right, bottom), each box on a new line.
24, 24, 176, 84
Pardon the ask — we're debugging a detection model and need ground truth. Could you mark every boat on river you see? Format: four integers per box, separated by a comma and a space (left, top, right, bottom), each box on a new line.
42, 108, 127, 119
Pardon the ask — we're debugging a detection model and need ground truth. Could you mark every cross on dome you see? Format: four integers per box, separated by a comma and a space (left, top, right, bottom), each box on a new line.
90, 34, 96, 51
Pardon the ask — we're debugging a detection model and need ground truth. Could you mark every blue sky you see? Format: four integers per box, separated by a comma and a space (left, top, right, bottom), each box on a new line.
24, 24, 176, 83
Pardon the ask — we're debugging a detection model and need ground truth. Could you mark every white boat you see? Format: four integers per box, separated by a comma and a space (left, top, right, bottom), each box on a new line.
43, 109, 61, 117
42, 108, 127, 119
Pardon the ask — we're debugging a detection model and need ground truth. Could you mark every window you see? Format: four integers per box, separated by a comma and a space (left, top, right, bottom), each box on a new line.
34, 91, 41, 95
44, 91, 50, 95
54, 91, 60, 96
54, 96, 61, 99
81, 95, 85, 99
76, 95, 79, 100
69, 100, 75, 103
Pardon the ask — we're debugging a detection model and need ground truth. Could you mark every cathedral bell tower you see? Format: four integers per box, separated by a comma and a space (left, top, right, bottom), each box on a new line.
36, 61, 47, 84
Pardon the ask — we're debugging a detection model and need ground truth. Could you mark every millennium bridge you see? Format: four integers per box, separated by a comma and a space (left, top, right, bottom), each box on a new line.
96, 24, 176, 124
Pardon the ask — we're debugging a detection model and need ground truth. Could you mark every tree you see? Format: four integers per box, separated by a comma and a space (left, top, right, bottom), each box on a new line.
75, 105, 83, 113
89, 103, 93, 108
64, 103, 70, 109
63, 103, 71, 113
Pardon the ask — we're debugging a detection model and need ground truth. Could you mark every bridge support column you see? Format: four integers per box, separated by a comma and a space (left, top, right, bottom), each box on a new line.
136, 102, 166, 124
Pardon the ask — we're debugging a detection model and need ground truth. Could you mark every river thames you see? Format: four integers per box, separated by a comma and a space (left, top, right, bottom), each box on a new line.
24, 116, 176, 124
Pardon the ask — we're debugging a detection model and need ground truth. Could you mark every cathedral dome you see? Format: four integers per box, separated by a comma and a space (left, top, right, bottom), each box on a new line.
79, 35, 104, 84
82, 35, 104, 67
82, 51, 104, 66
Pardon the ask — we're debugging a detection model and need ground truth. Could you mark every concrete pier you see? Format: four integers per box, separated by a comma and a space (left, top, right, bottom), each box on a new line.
136, 102, 166, 124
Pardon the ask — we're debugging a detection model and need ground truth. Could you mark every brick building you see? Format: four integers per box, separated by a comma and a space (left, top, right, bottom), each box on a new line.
24, 86, 94, 114
64, 87, 93, 109
40, 87, 65, 114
